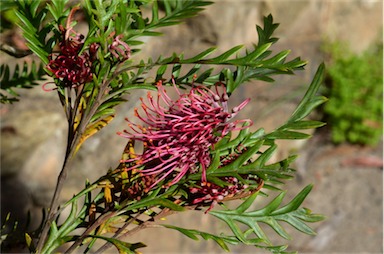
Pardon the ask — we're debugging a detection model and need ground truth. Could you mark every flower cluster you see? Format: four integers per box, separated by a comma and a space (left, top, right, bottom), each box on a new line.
188, 143, 263, 211
118, 80, 252, 190
46, 25, 96, 88
189, 177, 248, 209
125, 174, 157, 201
109, 34, 131, 61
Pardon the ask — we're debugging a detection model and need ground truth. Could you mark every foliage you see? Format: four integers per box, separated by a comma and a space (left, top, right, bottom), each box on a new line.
322, 41, 383, 145
0, 61, 46, 103
0, 1, 326, 253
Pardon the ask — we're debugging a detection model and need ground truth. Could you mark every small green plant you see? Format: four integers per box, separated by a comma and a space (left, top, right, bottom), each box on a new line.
323, 41, 383, 146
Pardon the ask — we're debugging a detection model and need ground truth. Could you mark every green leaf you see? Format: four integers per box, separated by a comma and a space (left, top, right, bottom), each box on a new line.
208, 45, 244, 62
13, 1, 52, 63
41, 221, 59, 253
289, 64, 327, 123
88, 235, 146, 254
162, 224, 239, 252
209, 185, 324, 251
123, 198, 185, 213
25, 233, 34, 252
46, 0, 69, 22
280, 120, 326, 130
265, 130, 311, 140
225, 43, 272, 66
235, 192, 259, 214
0, 0, 18, 12
1, 61, 46, 104
125, 0, 212, 41
210, 139, 264, 176
257, 14, 279, 46
182, 47, 217, 63
271, 185, 313, 215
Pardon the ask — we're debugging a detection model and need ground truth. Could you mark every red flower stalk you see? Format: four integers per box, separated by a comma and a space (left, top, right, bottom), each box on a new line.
118, 80, 252, 190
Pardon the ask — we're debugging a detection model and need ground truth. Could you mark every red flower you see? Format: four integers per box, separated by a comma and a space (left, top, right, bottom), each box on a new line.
118, 80, 252, 190
46, 26, 95, 88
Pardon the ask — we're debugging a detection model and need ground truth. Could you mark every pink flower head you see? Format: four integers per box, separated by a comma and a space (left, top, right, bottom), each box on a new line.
118, 80, 252, 190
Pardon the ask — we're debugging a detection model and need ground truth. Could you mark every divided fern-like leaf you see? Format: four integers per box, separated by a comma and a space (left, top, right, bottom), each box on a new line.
14, 0, 53, 63
86, 235, 146, 254
46, 0, 69, 23
209, 185, 325, 250
257, 14, 279, 46
288, 63, 328, 123
0, 61, 46, 103
122, 14, 306, 94
162, 224, 239, 252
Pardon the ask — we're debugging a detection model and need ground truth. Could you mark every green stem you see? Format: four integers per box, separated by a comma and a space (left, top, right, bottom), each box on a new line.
65, 211, 117, 253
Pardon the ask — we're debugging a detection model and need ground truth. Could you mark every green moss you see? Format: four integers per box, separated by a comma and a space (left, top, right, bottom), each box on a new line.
323, 42, 383, 146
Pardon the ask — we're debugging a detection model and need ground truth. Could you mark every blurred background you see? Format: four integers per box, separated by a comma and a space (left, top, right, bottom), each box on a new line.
1, 0, 383, 253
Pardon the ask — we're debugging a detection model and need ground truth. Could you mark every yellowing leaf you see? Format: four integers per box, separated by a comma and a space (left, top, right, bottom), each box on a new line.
104, 186, 113, 203
75, 115, 115, 153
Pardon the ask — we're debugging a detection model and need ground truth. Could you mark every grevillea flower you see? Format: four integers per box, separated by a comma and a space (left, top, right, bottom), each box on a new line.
46, 7, 96, 88
118, 80, 252, 190
188, 143, 263, 212
190, 177, 247, 203
190, 175, 264, 212
109, 34, 131, 60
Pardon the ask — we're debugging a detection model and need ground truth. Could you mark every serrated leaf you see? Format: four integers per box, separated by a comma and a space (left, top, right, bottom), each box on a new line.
250, 192, 285, 217
225, 43, 272, 66
14, 2, 51, 63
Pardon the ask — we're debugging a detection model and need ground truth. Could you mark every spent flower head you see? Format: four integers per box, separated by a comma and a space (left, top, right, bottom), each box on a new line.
118, 79, 252, 190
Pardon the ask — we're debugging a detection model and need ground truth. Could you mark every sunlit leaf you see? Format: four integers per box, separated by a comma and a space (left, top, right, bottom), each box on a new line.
88, 235, 146, 254
209, 185, 324, 251
162, 224, 240, 252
